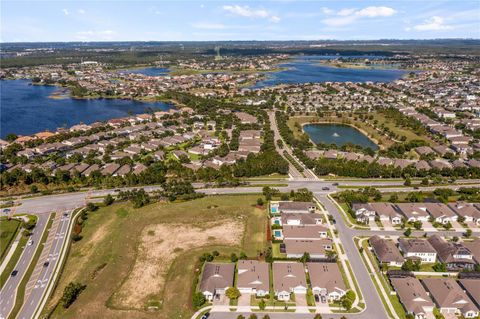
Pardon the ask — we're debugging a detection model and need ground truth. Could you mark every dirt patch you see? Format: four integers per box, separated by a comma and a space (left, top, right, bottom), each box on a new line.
112, 220, 242, 309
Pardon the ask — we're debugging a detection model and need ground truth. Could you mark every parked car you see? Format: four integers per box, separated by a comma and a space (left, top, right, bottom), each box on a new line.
314, 294, 319, 302
332, 182, 339, 186
43, 261, 49, 267
27, 239, 33, 246
201, 313, 210, 319
11, 270, 18, 277
322, 187, 330, 190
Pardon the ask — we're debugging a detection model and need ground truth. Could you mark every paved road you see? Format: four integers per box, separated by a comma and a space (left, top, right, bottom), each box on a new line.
0, 214, 50, 319
209, 312, 351, 319
17, 211, 72, 319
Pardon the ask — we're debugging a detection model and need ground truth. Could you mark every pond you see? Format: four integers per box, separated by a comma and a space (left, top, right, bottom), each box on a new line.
303, 123, 379, 151
119, 67, 170, 76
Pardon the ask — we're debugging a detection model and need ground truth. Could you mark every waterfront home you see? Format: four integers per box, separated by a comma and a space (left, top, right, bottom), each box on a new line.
398, 238, 437, 263
273, 262, 307, 301
427, 235, 476, 271
200, 262, 235, 301
390, 277, 434, 319
369, 236, 405, 267
422, 278, 478, 318
237, 260, 270, 297
306, 262, 346, 301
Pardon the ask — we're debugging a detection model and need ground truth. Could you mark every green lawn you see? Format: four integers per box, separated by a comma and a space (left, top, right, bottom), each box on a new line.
45, 195, 267, 319
0, 218, 21, 262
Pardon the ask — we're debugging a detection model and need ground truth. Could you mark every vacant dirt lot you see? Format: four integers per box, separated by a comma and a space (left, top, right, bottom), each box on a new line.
112, 220, 242, 309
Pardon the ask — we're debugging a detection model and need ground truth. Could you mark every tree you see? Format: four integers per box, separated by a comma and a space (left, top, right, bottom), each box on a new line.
230, 253, 238, 262
192, 292, 206, 308
86, 202, 97, 212
443, 222, 452, 230
314, 315, 323, 319
404, 227, 412, 237
258, 298, 266, 310
103, 194, 114, 206
433, 262, 447, 272
30, 185, 38, 193
262, 315, 270, 319
5, 133, 18, 142
248, 315, 257, 319
413, 221, 422, 230
226, 287, 241, 300
257, 198, 264, 206
402, 259, 420, 271
404, 177, 411, 186
60, 282, 86, 308
300, 252, 310, 263
465, 229, 472, 238
237, 316, 245, 319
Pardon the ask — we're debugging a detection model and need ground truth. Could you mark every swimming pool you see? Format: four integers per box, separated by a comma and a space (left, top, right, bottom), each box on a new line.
274, 220, 280, 225
271, 207, 278, 213
274, 230, 282, 237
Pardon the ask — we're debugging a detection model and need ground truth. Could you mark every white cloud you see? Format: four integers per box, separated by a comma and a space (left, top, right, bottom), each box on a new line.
356, 6, 396, 18
62, 9, 70, 16
270, 15, 281, 23
191, 22, 226, 30
222, 4, 279, 22
77, 9, 85, 14
322, 6, 396, 27
75, 30, 117, 41
413, 16, 453, 31
321, 7, 334, 15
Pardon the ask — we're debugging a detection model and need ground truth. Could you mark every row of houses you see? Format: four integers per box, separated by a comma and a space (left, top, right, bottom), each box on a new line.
370, 236, 480, 271
199, 261, 347, 303
270, 201, 334, 259
352, 201, 480, 225
391, 276, 479, 319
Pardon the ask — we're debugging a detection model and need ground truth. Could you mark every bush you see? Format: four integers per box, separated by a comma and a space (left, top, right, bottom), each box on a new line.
103, 194, 114, 206
257, 198, 264, 206
192, 292, 206, 308
61, 282, 86, 308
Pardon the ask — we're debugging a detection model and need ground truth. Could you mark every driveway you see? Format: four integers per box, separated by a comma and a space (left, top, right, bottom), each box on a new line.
381, 219, 396, 231
237, 292, 251, 312
368, 219, 380, 231
451, 221, 464, 232
294, 293, 309, 313
422, 221, 437, 232
212, 294, 230, 311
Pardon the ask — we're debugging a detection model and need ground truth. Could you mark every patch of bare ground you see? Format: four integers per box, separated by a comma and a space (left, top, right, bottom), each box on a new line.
111, 220, 242, 309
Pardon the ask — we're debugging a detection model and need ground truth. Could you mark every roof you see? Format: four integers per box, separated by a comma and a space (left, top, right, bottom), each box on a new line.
199, 263, 235, 294
278, 201, 315, 212
369, 202, 402, 219
237, 260, 269, 292
306, 262, 346, 293
424, 203, 456, 219
462, 239, 480, 263
390, 277, 434, 315
422, 278, 478, 313
399, 238, 437, 254
395, 203, 429, 219
459, 279, 480, 308
448, 202, 480, 219
273, 262, 307, 292
281, 213, 323, 226
284, 238, 333, 256
369, 236, 405, 264
282, 225, 328, 240
427, 235, 474, 264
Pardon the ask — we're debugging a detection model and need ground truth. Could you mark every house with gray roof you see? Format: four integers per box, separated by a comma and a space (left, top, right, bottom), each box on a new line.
277, 201, 316, 214
369, 235, 404, 267
427, 235, 476, 271
284, 238, 333, 259
200, 262, 235, 301
369, 202, 403, 224
398, 238, 437, 263
306, 262, 346, 301
273, 262, 307, 301
390, 277, 434, 319
237, 260, 269, 297
448, 202, 480, 225
459, 279, 480, 311
422, 278, 478, 318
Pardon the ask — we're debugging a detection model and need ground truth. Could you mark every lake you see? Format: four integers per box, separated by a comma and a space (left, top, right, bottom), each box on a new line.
120, 67, 170, 76
0, 80, 174, 138
303, 123, 379, 150
251, 55, 407, 88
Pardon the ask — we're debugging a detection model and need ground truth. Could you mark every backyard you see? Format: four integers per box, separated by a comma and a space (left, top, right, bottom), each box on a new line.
44, 194, 267, 319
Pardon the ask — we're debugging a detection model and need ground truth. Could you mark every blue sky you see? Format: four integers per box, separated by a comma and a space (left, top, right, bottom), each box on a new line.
1, 1, 479, 42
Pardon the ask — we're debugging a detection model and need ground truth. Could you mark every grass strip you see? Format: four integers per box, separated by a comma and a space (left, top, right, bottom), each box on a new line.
0, 235, 28, 289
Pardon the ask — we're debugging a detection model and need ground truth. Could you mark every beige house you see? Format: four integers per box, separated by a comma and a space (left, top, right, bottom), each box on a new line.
199, 263, 235, 301
237, 260, 270, 297
390, 277, 434, 319
306, 262, 346, 301
272, 262, 307, 301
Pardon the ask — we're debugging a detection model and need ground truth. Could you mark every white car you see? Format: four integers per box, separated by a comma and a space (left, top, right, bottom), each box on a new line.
27, 239, 34, 246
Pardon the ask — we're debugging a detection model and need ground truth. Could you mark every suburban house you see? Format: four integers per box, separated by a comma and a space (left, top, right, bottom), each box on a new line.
273, 262, 307, 301
282, 225, 328, 240
459, 279, 480, 311
463, 239, 480, 264
369, 236, 405, 267
351, 203, 376, 223
422, 278, 479, 318
390, 277, 434, 319
398, 238, 437, 263
306, 262, 347, 301
448, 202, 480, 225
237, 260, 270, 297
424, 203, 458, 224
284, 238, 333, 259
199, 263, 235, 301
396, 203, 430, 223
277, 201, 316, 214
280, 213, 323, 226
369, 202, 403, 225
427, 235, 476, 270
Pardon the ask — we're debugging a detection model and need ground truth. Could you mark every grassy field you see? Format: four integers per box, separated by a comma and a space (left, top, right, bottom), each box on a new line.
0, 218, 21, 261
45, 194, 267, 319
